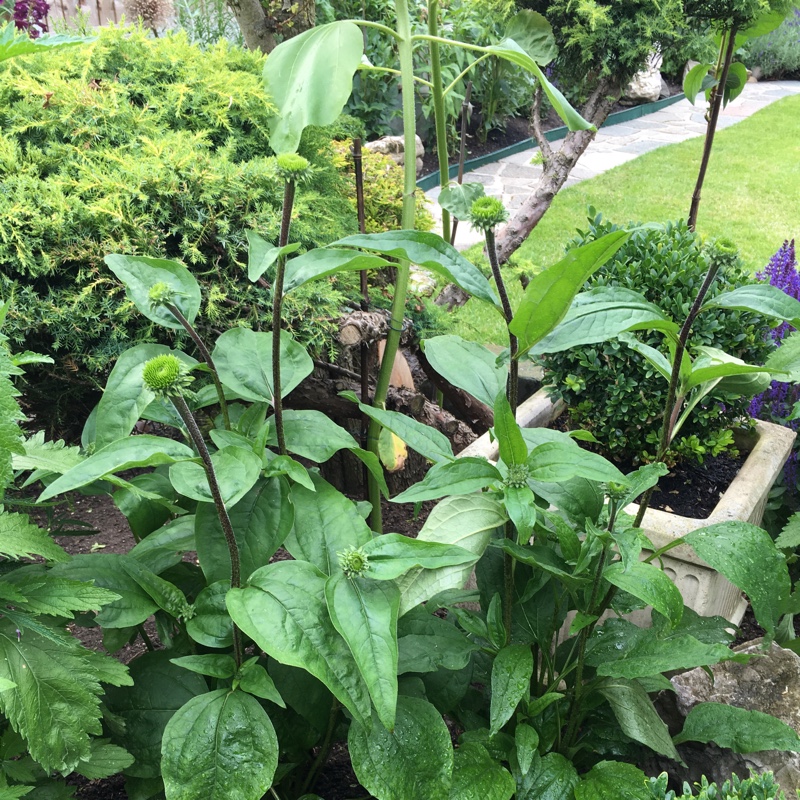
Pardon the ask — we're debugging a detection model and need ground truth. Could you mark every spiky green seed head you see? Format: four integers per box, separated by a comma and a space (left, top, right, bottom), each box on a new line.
276, 153, 312, 182
468, 197, 508, 232
338, 546, 370, 578
142, 354, 193, 397
505, 463, 531, 489
604, 481, 628, 502
148, 281, 177, 309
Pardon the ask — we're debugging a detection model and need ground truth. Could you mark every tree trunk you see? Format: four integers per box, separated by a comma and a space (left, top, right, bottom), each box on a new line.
493, 77, 622, 265
227, 0, 315, 54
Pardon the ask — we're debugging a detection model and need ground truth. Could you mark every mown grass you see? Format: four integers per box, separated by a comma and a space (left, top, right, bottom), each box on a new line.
449, 93, 800, 345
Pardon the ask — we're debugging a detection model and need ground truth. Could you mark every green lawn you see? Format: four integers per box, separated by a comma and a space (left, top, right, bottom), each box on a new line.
450, 93, 800, 345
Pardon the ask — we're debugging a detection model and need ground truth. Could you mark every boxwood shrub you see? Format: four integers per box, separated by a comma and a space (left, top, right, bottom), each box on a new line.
0, 26, 407, 427
539, 213, 774, 465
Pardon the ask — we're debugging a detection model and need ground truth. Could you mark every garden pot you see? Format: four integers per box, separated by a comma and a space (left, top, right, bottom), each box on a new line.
459, 388, 797, 625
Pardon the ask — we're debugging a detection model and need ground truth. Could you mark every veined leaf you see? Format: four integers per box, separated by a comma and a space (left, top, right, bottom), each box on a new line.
450, 741, 515, 800
574, 760, 648, 800
490, 645, 533, 735
169, 445, 261, 507
0, 23, 92, 63
75, 740, 135, 781
0, 512, 67, 562
494, 394, 527, 466
527, 440, 625, 483
702, 283, 800, 327
391, 457, 502, 503
604, 562, 683, 627
283, 248, 390, 293
438, 183, 485, 221
2, 572, 119, 618
245, 231, 301, 282
361, 534, 479, 581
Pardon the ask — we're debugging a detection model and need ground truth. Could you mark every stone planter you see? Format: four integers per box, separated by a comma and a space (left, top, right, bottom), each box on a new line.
459, 388, 797, 624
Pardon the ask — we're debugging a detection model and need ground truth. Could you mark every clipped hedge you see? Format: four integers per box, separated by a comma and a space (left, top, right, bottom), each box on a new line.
0, 26, 361, 424
539, 214, 774, 465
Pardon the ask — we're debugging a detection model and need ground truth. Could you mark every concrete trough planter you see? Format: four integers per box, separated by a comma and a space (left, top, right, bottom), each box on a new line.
459, 388, 797, 625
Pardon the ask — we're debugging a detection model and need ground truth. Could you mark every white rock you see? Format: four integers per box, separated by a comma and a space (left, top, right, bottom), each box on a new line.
625, 51, 664, 103
365, 135, 425, 176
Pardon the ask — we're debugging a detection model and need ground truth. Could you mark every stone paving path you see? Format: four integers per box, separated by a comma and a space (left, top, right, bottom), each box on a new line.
425, 80, 800, 250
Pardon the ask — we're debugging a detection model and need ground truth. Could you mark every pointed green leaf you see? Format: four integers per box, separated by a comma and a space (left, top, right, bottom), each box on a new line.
703, 284, 800, 326
170, 655, 236, 680
326, 574, 400, 731
283, 248, 390, 293
105, 255, 201, 330
169, 445, 261, 507
186, 581, 233, 649
491, 645, 533, 736
245, 231, 301, 282
674, 702, 800, 752
213, 328, 312, 405
0, 23, 92, 62
450, 741, 515, 800
397, 607, 478, 674
683, 62, 714, 104
574, 760, 647, 800
422, 335, 505, 408
284, 473, 370, 575
226, 560, 371, 725
604, 562, 683, 627
361, 534, 479, 581
130, 515, 195, 575
494, 393, 527, 466
75, 741, 135, 781
510, 232, 629, 356
349, 696, 453, 800
334, 231, 500, 308
39, 436, 195, 502
438, 183, 485, 220
391, 457, 502, 503
515, 723, 539, 777
684, 521, 790, 638
265, 21, 364, 153
236, 660, 285, 707
504, 10, 557, 64
0, 512, 67, 563
528, 441, 625, 483
516, 752, 579, 800
161, 689, 277, 800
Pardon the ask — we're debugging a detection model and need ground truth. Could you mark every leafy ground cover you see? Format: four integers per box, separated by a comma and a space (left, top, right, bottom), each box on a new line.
451, 93, 800, 346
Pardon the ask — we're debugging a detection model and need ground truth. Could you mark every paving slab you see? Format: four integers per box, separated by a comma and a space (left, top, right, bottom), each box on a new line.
425, 81, 800, 250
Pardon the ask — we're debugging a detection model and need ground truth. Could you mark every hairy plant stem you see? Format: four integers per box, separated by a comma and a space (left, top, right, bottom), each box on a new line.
171, 393, 244, 667
450, 81, 473, 246
165, 303, 230, 430
137, 623, 155, 651
368, 0, 416, 532
687, 28, 737, 231
272, 178, 297, 456
300, 699, 340, 795
633, 262, 721, 528
428, 0, 450, 244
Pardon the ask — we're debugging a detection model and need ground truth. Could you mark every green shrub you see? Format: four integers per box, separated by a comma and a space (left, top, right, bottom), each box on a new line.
647, 770, 791, 799
743, 8, 800, 78
661, 26, 718, 80
538, 214, 774, 465
0, 26, 362, 426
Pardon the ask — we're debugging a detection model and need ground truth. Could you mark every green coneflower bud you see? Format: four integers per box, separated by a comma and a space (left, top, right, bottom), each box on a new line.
148, 281, 177, 309
505, 463, 531, 489
142, 354, 194, 397
338, 546, 370, 578
276, 153, 312, 183
468, 197, 508, 232
604, 481, 628, 503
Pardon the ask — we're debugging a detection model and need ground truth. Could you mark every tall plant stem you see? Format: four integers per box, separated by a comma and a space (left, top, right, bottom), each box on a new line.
368, 0, 417, 532
450, 81, 473, 246
165, 303, 230, 430
172, 394, 244, 667
687, 28, 737, 231
272, 178, 297, 456
428, 0, 450, 244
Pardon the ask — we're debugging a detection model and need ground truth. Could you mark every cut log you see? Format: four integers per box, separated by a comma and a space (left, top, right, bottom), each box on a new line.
338, 310, 413, 347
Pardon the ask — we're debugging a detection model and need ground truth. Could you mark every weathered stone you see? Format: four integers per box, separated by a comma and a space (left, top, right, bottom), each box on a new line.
625, 52, 663, 103
669, 640, 800, 795
660, 76, 671, 99
365, 135, 424, 175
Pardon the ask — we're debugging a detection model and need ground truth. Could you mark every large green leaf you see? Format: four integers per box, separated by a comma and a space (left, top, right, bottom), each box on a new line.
391, 457, 502, 503
361, 534, 479, 581
397, 607, 478, 673
104, 651, 207, 779
510, 232, 629, 357
348, 395, 454, 463
0, 618, 131, 774
349, 696, 454, 800
494, 394, 528, 466
50, 554, 159, 628
515, 753, 579, 800
486, 38, 592, 131
531, 287, 676, 355
226, 560, 371, 725
0, 512, 67, 563
703, 284, 800, 327
94, 345, 197, 450
283, 248, 391, 294
129, 515, 195, 574
422, 335, 506, 408
0, 23, 92, 62
683, 62, 714, 104
334, 231, 500, 308
766, 330, 800, 381
39, 436, 195, 502
490, 645, 533, 735
114, 472, 176, 542
504, 10, 557, 64
437, 183, 485, 221
284, 473, 371, 575
674, 702, 800, 752
1, 571, 119, 618
245, 231, 301, 282
325, 574, 400, 731
684, 521, 789, 639
264, 21, 364, 153
76, 740, 135, 781
213, 328, 312, 405
598, 678, 680, 760
603, 562, 683, 627
186, 581, 234, 649
450, 741, 515, 800
105, 255, 201, 330
169, 445, 261, 507
528, 441, 625, 483
396, 494, 507, 615
161, 689, 278, 800
195, 476, 292, 585
574, 761, 647, 800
